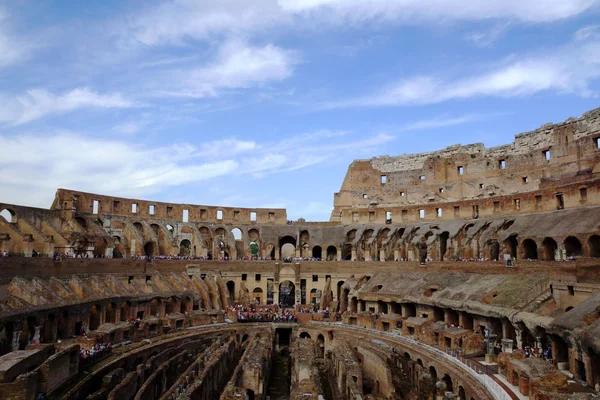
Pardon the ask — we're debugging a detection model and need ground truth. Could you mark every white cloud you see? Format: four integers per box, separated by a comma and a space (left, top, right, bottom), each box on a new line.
113, 122, 143, 135
0, 8, 38, 68
123, 0, 599, 47
323, 37, 600, 108
0, 88, 137, 125
398, 115, 482, 132
575, 25, 600, 41
158, 40, 298, 98
0, 129, 393, 208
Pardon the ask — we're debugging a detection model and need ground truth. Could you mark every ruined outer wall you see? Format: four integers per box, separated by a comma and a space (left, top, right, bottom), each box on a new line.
332, 107, 600, 223
52, 189, 288, 225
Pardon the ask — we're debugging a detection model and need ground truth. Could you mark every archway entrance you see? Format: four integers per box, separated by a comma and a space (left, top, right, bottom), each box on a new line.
0, 209, 14, 223
439, 231, 449, 261
179, 239, 191, 256
504, 235, 518, 259
312, 246, 322, 259
249, 242, 259, 258
144, 242, 155, 257
541, 237, 558, 261
564, 236, 582, 258
279, 280, 295, 307
226, 281, 235, 303
327, 245, 338, 261
280, 236, 296, 259
588, 235, 600, 258
523, 239, 538, 260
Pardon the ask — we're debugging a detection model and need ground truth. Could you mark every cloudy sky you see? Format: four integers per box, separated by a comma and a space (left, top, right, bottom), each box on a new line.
1, 0, 599, 221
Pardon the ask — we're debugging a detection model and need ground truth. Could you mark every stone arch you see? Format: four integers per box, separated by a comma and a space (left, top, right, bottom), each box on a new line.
226, 281, 235, 303
252, 287, 263, 304
179, 239, 191, 256
165, 297, 177, 314
312, 246, 322, 259
299, 331, 311, 339
0, 208, 15, 223
105, 302, 117, 323
231, 228, 242, 241
133, 222, 143, 232
144, 242, 155, 257
564, 236, 583, 257
346, 229, 357, 242
522, 238, 538, 260
439, 231, 450, 261
112, 236, 126, 258
120, 301, 131, 322
588, 235, 600, 258
541, 237, 558, 261
89, 305, 102, 331
442, 374, 453, 392
504, 235, 518, 259
166, 224, 174, 233
429, 365, 438, 382
150, 223, 159, 234
279, 236, 296, 259
317, 334, 325, 358
150, 298, 161, 316
350, 296, 358, 313
180, 296, 191, 313
75, 216, 87, 229
279, 280, 295, 307
458, 386, 466, 400
341, 244, 352, 260
326, 245, 337, 261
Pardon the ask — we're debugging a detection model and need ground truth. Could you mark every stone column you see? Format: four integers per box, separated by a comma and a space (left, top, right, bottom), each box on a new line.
394, 249, 399, 261
24, 241, 34, 257
351, 248, 357, 261
379, 249, 386, 261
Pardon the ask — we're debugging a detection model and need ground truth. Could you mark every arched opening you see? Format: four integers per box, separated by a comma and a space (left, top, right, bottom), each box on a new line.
317, 334, 325, 358
165, 297, 177, 314
144, 242, 155, 257
541, 237, 558, 261
246, 389, 255, 400
326, 245, 338, 261
112, 236, 125, 258
279, 236, 296, 259
133, 222, 143, 232
105, 303, 117, 323
588, 235, 600, 258
226, 281, 235, 303
439, 231, 449, 261
552, 334, 569, 364
350, 297, 358, 313
504, 235, 518, 259
0, 209, 14, 223
180, 297, 191, 313
150, 223, 159, 234
522, 239, 538, 260
150, 298, 161, 317
231, 228, 242, 241
458, 386, 466, 400
377, 300, 389, 314
339, 244, 351, 260
279, 280, 295, 307
249, 242, 259, 258
442, 374, 453, 392
564, 236, 583, 258
120, 301, 131, 322
179, 239, 191, 256
312, 246, 322, 259
429, 366, 438, 382
89, 305, 101, 331
252, 288, 263, 304
299, 332, 311, 339
166, 224, 174, 233
310, 288, 318, 305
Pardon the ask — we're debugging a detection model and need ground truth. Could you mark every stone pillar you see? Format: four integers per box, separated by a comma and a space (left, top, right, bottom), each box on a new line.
12, 330, 21, 351
394, 249, 399, 261
379, 249, 386, 261
105, 247, 114, 258
275, 247, 280, 260
131, 239, 136, 256
515, 329, 523, 350
351, 248, 357, 261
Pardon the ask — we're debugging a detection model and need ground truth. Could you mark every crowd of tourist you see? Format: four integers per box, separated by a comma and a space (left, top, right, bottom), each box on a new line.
523, 344, 554, 362
227, 304, 297, 323
79, 341, 112, 368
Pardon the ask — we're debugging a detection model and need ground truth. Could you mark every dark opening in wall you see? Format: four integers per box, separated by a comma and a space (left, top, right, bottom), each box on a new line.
242, 274, 247, 281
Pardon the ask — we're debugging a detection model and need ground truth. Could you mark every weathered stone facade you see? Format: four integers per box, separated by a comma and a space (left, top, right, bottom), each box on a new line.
1, 107, 600, 399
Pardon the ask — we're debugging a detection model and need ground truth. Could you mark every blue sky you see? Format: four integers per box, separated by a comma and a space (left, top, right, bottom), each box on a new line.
1, 0, 599, 221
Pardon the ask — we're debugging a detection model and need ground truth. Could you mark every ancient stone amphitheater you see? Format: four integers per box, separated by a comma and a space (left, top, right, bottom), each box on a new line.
1, 108, 599, 400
